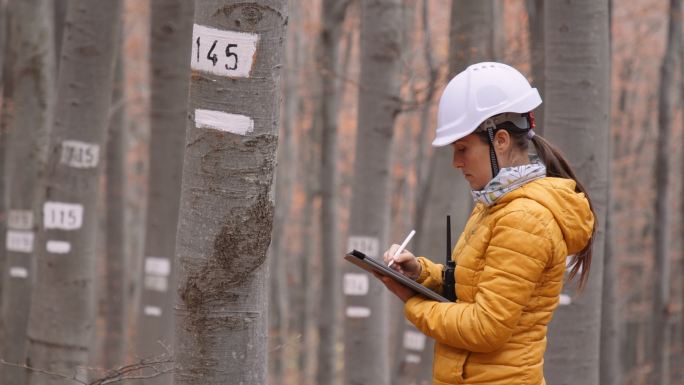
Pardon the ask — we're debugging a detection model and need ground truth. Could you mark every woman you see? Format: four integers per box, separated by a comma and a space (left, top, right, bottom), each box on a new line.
377, 62, 595, 385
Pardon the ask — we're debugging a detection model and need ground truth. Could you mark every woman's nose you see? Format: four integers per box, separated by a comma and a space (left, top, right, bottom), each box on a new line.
452, 154, 463, 169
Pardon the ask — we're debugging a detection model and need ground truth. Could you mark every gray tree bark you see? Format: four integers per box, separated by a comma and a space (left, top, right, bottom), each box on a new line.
543, 1, 610, 385
268, 0, 301, 380
316, 1, 351, 384
102, 41, 126, 372
652, 1, 680, 384
0, 0, 10, 325
525, 0, 545, 135
343, 1, 402, 384
53, 0, 67, 69
135, 2, 193, 384
297, 117, 318, 385
0, 1, 54, 384
600, 202, 620, 385
24, 1, 122, 384
173, 1, 287, 384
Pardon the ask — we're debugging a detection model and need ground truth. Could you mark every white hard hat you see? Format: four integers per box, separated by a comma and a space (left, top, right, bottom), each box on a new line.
432, 62, 542, 147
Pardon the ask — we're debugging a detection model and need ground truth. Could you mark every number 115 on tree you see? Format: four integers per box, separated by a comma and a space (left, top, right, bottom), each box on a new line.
191, 24, 260, 78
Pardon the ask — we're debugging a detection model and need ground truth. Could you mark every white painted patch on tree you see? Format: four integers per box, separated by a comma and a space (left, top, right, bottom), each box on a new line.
6, 230, 34, 253
46, 240, 71, 254
403, 330, 426, 351
559, 294, 572, 306
344, 273, 369, 296
8, 210, 33, 230
60, 140, 100, 168
405, 354, 421, 364
194, 109, 254, 135
345, 306, 371, 318
43, 202, 84, 230
144, 275, 168, 292
191, 24, 259, 78
145, 257, 171, 276
9, 267, 28, 278
347, 236, 380, 258
144, 306, 162, 317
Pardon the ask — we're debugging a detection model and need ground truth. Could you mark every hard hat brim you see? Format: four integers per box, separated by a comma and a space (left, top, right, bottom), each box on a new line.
431, 88, 542, 147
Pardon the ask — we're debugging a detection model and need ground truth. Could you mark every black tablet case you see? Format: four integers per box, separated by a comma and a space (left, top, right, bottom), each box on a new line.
344, 249, 450, 303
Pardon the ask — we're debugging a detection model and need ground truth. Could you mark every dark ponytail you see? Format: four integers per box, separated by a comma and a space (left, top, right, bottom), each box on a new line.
530, 134, 596, 291
474, 122, 597, 291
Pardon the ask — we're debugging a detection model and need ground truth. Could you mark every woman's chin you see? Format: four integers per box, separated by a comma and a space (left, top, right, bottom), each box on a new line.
463, 175, 481, 190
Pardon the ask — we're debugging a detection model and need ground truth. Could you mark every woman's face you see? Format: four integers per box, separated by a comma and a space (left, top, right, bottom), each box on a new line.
451, 133, 493, 190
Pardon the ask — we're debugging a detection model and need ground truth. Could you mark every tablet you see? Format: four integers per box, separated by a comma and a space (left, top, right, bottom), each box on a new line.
344, 249, 450, 303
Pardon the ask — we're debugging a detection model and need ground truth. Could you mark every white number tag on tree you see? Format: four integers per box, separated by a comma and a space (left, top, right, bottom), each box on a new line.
144, 306, 162, 317
347, 236, 379, 258
403, 330, 427, 351
60, 140, 100, 168
191, 24, 259, 78
44, 202, 84, 230
6, 230, 34, 253
344, 273, 369, 296
46, 240, 71, 254
145, 257, 171, 277
8, 210, 33, 230
9, 267, 28, 279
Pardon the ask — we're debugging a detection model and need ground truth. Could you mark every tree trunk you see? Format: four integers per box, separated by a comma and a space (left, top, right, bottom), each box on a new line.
600, 203, 620, 385
525, 0, 545, 135
298, 191, 316, 385
0, 1, 55, 384
316, 1, 351, 384
343, 1, 402, 384
0, 0, 10, 328
543, 1, 610, 385
174, 2, 287, 384
448, 0, 495, 75
135, 2, 193, 383
24, 1, 122, 384
297, 114, 318, 385
53, 0, 67, 69
653, 1, 680, 384
268, 0, 298, 376
102, 41, 126, 372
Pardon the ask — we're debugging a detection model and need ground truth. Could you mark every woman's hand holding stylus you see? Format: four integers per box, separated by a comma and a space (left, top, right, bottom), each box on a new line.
383, 244, 421, 280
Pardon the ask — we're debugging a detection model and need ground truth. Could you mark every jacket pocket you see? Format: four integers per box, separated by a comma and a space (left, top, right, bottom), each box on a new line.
433, 343, 469, 384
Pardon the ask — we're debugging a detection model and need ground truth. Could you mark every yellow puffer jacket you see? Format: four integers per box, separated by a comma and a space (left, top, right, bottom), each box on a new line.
404, 177, 594, 385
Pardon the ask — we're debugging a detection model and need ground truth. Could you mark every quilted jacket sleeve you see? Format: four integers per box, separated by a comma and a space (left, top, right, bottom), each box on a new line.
414, 256, 444, 294
404, 209, 554, 353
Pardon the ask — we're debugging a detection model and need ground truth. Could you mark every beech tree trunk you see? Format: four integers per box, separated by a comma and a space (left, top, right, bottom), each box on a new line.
343, 1, 402, 384
543, 1, 610, 385
0, 1, 55, 384
526, 0, 545, 134
652, 1, 680, 384
297, 123, 318, 385
173, 1, 287, 384
135, 2, 193, 384
102, 42, 126, 372
315, 1, 351, 384
0, 0, 10, 323
24, 1, 122, 384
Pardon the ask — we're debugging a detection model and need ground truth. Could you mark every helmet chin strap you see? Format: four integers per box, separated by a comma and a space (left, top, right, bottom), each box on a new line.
484, 120, 500, 179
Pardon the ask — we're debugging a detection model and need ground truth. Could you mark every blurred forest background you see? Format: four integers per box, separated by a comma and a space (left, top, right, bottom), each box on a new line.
0, 0, 682, 385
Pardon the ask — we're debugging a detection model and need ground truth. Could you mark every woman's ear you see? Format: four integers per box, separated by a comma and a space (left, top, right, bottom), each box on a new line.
494, 129, 511, 151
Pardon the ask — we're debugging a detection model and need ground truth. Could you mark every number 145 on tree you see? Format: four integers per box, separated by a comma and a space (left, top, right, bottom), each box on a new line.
191, 24, 259, 78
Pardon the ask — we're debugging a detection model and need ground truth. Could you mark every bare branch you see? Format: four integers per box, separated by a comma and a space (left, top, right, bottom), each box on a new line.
88, 357, 174, 385
0, 359, 87, 384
